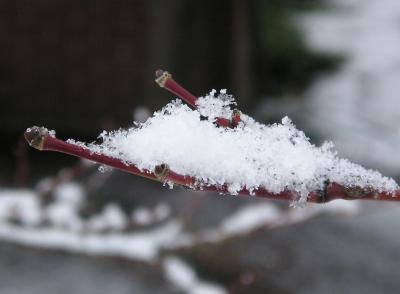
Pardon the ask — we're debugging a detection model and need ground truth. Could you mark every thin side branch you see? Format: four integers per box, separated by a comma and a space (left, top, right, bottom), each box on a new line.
24, 127, 400, 203
155, 69, 240, 128
24, 127, 157, 181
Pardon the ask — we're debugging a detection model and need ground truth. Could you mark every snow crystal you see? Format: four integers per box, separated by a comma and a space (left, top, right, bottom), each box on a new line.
81, 92, 398, 204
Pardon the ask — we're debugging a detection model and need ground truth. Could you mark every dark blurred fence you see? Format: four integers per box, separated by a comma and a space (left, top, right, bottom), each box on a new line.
0, 0, 336, 139
0, 0, 148, 135
0, 0, 255, 137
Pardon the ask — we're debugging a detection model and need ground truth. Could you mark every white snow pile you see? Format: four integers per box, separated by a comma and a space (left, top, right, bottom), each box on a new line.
83, 90, 398, 203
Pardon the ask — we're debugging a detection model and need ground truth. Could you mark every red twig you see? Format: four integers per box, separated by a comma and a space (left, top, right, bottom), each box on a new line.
155, 69, 198, 108
24, 127, 400, 203
24, 127, 157, 182
155, 69, 240, 128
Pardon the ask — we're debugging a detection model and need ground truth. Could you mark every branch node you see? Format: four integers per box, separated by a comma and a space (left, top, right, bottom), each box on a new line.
155, 70, 172, 88
344, 186, 366, 199
24, 126, 48, 151
154, 163, 170, 181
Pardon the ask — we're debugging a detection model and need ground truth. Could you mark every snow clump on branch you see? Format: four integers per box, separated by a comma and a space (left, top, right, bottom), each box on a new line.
87, 90, 398, 204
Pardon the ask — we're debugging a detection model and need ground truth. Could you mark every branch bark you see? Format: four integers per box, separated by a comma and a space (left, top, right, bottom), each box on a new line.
24, 126, 400, 204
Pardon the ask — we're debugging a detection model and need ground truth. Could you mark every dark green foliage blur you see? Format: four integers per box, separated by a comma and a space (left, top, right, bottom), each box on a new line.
253, 0, 341, 97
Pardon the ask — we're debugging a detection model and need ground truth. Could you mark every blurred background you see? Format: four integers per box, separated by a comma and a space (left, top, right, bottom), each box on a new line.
0, 0, 399, 293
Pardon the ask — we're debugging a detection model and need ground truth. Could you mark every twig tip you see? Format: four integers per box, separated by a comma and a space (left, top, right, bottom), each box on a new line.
155, 70, 171, 88
24, 126, 48, 151
154, 163, 170, 181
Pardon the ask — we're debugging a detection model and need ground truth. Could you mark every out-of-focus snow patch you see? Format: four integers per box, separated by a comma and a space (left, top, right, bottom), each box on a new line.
154, 202, 171, 221
45, 183, 84, 231
0, 188, 182, 261
219, 203, 281, 236
131, 203, 171, 226
299, 0, 400, 174
131, 202, 171, 226
87, 203, 128, 232
173, 200, 360, 247
131, 207, 153, 225
54, 182, 84, 205
315, 199, 360, 215
0, 187, 360, 263
272, 200, 360, 228
0, 220, 182, 261
163, 256, 227, 294
0, 190, 42, 226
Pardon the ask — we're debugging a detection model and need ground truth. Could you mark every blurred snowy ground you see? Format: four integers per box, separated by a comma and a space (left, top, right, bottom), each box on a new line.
1, 180, 400, 293
259, 0, 400, 178
300, 0, 400, 175
0, 182, 359, 293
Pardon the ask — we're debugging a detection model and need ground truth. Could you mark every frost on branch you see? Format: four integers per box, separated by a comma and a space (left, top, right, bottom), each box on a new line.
84, 90, 398, 204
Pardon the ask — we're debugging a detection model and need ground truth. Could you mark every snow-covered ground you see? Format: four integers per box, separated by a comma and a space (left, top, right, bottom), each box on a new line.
299, 0, 400, 175
0, 185, 359, 258
0, 184, 359, 293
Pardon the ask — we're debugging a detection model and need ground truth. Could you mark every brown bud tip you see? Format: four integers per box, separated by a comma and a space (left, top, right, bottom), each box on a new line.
24, 126, 48, 150
155, 70, 172, 88
154, 163, 170, 181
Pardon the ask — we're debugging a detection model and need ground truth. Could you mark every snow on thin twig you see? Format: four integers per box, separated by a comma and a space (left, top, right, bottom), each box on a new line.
85, 92, 397, 204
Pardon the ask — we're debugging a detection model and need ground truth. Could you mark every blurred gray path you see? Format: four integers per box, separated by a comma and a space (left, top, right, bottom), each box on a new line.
234, 204, 400, 294
0, 203, 399, 294
0, 243, 171, 294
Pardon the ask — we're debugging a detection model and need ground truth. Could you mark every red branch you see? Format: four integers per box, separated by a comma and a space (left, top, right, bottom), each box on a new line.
155, 69, 198, 108
24, 127, 157, 182
155, 69, 240, 128
24, 127, 400, 204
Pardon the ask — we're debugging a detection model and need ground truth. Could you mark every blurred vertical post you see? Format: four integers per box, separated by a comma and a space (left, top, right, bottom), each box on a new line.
144, 0, 183, 109
232, 0, 252, 106
14, 135, 29, 187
